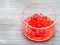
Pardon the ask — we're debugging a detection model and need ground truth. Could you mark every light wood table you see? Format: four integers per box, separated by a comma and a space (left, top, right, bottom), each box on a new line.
0, 0, 60, 45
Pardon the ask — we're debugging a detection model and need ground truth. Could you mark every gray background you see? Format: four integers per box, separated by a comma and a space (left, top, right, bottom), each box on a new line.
0, 0, 60, 45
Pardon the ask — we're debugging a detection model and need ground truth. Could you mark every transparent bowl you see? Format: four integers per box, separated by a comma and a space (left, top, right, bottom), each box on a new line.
22, 3, 57, 41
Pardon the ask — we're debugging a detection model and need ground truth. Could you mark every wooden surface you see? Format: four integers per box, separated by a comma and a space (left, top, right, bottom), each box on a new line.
0, 0, 60, 45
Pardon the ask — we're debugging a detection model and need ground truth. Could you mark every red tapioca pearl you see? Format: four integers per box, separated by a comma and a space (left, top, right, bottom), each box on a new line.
32, 29, 36, 32
27, 33, 32, 38
25, 17, 31, 23
42, 31, 48, 38
39, 30, 45, 36
31, 14, 40, 22
27, 27, 32, 33
35, 30, 40, 37
35, 30, 41, 37
32, 13, 39, 18
36, 24, 41, 28
45, 20, 53, 27
43, 33, 48, 38
30, 31, 36, 37
31, 14, 38, 21
49, 20, 53, 25
40, 20, 45, 26
29, 22, 37, 27
43, 22, 49, 27
40, 13, 44, 17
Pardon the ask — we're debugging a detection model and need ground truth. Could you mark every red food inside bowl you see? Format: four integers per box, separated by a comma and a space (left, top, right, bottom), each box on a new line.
22, 13, 55, 41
